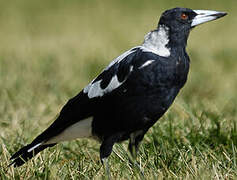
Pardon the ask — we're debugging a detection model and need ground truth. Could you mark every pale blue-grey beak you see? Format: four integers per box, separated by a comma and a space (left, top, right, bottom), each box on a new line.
191, 10, 227, 27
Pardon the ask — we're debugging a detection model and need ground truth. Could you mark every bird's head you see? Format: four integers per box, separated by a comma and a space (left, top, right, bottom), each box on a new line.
158, 7, 227, 46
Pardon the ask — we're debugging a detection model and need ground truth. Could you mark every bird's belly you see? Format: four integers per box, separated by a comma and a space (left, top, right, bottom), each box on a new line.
91, 86, 179, 139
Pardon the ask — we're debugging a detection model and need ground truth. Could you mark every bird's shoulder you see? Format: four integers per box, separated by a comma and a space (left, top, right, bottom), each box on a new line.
82, 46, 165, 99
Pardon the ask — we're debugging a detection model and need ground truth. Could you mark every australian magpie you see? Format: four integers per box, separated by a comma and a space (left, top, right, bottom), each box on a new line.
10, 7, 226, 173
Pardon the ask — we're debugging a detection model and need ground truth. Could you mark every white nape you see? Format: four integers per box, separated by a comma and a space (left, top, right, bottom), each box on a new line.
142, 25, 170, 57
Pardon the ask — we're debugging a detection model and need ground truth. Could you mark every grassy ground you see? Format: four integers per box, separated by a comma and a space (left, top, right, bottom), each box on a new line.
0, 0, 237, 179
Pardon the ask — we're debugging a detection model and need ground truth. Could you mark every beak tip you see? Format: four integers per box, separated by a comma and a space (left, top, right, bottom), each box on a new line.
216, 12, 227, 18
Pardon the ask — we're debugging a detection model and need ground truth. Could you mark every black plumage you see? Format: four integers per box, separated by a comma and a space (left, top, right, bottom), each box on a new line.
10, 7, 226, 170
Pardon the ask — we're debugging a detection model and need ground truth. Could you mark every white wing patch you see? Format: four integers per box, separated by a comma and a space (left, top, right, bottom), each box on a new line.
138, 60, 155, 69
102, 75, 123, 94
84, 65, 134, 99
85, 80, 103, 98
105, 47, 139, 70
85, 75, 123, 99
84, 47, 137, 99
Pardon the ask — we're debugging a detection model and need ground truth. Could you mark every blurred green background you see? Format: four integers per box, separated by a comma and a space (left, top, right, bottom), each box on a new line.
0, 0, 237, 179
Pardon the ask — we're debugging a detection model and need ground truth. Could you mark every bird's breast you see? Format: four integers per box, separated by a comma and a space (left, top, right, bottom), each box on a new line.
174, 55, 190, 88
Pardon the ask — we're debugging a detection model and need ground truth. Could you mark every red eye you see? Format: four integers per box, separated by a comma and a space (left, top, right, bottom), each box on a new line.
181, 13, 188, 20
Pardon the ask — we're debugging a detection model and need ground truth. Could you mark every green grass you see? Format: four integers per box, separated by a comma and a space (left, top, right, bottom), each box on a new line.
1, 0, 237, 179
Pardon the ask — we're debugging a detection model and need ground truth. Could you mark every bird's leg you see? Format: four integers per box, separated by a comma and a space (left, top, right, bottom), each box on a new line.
128, 133, 137, 160
102, 158, 111, 180
128, 133, 144, 177
100, 136, 118, 180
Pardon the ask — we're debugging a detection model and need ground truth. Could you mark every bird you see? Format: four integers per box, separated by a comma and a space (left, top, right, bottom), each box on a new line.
10, 7, 226, 176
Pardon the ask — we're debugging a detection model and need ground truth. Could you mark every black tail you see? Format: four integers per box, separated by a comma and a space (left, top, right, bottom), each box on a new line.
9, 91, 92, 167
10, 143, 56, 167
